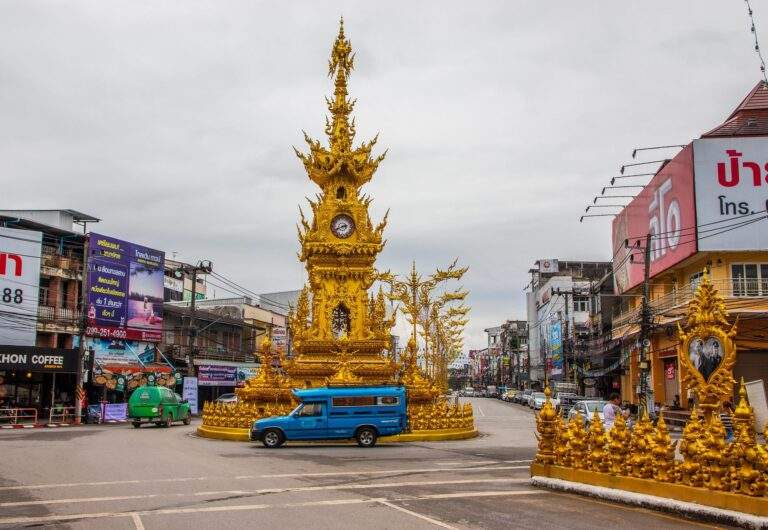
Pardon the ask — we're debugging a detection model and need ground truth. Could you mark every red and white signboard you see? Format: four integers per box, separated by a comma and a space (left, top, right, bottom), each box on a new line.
0, 227, 43, 346
612, 145, 697, 294
693, 138, 768, 250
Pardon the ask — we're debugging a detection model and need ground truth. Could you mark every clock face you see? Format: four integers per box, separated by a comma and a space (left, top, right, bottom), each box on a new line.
331, 214, 355, 238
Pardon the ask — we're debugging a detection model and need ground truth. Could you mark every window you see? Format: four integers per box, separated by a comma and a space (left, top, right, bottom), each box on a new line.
573, 296, 590, 313
331, 304, 351, 338
336, 186, 347, 199
332, 396, 376, 407
377, 396, 399, 406
690, 272, 704, 292
297, 403, 323, 417
731, 264, 768, 296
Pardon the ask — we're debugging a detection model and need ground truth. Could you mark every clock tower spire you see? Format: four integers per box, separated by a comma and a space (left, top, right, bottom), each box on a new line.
287, 20, 396, 386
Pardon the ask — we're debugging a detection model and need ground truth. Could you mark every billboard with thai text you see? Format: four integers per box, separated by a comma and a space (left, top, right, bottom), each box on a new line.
693, 138, 768, 250
549, 321, 563, 376
0, 227, 42, 346
612, 145, 697, 294
86, 233, 164, 342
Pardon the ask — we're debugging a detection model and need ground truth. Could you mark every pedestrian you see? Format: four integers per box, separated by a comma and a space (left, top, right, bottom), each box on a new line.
603, 392, 622, 431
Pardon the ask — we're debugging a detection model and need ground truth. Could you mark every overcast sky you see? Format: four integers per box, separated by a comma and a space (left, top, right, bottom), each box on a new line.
1, 1, 764, 349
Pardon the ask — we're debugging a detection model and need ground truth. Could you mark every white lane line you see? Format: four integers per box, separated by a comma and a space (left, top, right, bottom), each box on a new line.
477, 406, 485, 417
379, 500, 456, 529
0, 476, 211, 492
0, 490, 542, 526
0, 477, 531, 507
253, 464, 528, 479
131, 513, 145, 530
434, 460, 497, 466
0, 464, 529, 492
502, 460, 533, 464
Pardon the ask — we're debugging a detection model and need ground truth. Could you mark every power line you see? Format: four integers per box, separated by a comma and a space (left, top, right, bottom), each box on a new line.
745, 0, 768, 83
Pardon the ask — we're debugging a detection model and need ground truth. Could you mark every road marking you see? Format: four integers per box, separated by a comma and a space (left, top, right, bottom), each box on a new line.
477, 406, 485, 417
378, 500, 456, 529
0, 464, 529, 492
246, 464, 529, 479
131, 513, 145, 530
434, 460, 497, 466
0, 477, 531, 507
0, 490, 542, 526
502, 459, 533, 464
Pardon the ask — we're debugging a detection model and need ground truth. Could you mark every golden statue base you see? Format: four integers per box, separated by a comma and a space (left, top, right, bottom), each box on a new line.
531, 463, 768, 517
197, 423, 478, 443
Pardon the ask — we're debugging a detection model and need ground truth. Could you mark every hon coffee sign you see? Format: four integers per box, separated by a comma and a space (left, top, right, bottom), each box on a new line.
0, 346, 78, 373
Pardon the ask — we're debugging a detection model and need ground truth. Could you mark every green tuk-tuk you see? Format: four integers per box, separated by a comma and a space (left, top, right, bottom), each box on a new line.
128, 386, 191, 428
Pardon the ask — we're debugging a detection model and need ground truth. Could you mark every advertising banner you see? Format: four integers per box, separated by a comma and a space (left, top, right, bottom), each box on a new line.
86, 233, 164, 342
538, 259, 559, 274
693, 138, 768, 250
612, 145, 697, 294
0, 346, 78, 373
550, 321, 563, 376
86, 338, 176, 391
271, 326, 287, 354
0, 227, 42, 346
183, 377, 199, 414
102, 403, 128, 422
197, 364, 237, 386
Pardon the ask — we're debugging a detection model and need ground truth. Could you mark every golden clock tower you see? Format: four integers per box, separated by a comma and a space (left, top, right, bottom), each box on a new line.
285, 20, 397, 387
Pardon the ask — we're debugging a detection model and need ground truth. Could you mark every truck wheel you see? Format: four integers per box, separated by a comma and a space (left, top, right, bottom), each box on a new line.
356, 427, 377, 448
183, 414, 191, 425
132, 422, 141, 429
262, 429, 284, 448
164, 416, 173, 428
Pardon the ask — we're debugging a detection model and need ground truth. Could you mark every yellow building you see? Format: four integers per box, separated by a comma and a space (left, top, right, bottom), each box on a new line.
611, 81, 768, 407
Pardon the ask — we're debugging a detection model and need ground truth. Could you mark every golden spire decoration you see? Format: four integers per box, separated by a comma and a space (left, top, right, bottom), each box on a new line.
677, 269, 738, 418
294, 18, 386, 191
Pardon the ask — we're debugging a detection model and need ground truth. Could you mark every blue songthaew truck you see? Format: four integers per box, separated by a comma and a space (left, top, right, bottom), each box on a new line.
250, 385, 407, 448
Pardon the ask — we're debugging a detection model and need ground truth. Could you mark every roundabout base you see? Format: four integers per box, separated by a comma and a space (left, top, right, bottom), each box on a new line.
196, 424, 478, 443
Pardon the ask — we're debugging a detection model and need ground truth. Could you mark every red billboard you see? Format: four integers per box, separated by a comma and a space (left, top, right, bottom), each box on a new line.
611, 144, 697, 294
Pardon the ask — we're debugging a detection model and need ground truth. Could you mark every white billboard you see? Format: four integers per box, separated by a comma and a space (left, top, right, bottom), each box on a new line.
538, 259, 559, 274
0, 227, 43, 346
694, 138, 768, 250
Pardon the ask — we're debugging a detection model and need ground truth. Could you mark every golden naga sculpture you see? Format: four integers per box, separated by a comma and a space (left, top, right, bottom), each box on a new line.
531, 270, 768, 515
199, 20, 475, 441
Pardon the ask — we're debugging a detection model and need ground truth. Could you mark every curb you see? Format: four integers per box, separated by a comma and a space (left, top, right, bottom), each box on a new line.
531, 476, 768, 529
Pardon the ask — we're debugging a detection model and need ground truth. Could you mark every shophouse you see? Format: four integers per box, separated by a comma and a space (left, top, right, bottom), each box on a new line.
525, 260, 612, 388
0, 209, 98, 419
610, 81, 768, 407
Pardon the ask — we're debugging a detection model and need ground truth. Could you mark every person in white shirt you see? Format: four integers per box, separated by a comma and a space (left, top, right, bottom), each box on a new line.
603, 392, 622, 431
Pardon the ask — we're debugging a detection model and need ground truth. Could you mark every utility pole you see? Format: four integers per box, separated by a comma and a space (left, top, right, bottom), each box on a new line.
74, 237, 89, 425
638, 233, 653, 416
179, 260, 213, 377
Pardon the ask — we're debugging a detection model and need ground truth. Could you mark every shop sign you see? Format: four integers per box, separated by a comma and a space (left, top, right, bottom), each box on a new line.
85, 233, 165, 342
612, 145, 697, 294
163, 275, 184, 293
198, 364, 237, 386
0, 346, 78, 373
0, 227, 42, 346
693, 138, 768, 250
183, 377, 199, 414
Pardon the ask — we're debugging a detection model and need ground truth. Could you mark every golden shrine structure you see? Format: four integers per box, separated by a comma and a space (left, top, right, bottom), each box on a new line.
198, 21, 476, 443
531, 271, 768, 521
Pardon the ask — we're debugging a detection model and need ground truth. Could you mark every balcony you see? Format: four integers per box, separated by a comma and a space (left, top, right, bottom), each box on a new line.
163, 344, 256, 364
40, 247, 83, 280
36, 305, 81, 334
612, 277, 768, 334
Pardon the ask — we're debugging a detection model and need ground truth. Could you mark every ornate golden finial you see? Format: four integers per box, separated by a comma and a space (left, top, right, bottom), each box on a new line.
533, 379, 558, 465
587, 412, 609, 472
294, 20, 386, 190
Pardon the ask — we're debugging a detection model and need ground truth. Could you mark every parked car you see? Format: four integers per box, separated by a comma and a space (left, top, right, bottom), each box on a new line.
128, 386, 191, 428
502, 389, 518, 402
516, 389, 533, 405
567, 400, 608, 427
461, 388, 476, 397
529, 391, 546, 410
558, 394, 588, 415
250, 385, 407, 448
215, 393, 238, 404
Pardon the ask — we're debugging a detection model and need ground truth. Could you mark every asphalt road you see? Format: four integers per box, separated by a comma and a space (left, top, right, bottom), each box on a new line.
0, 398, 726, 530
